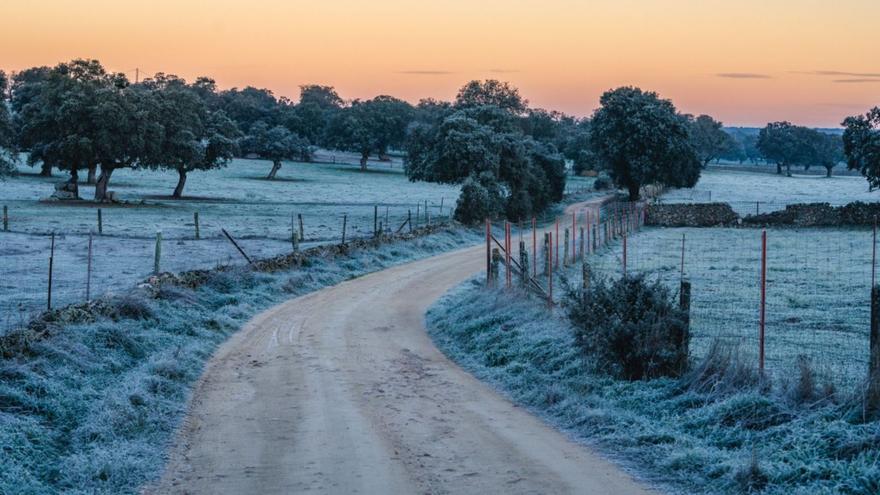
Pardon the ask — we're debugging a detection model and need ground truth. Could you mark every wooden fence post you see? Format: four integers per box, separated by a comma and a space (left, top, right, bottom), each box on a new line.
679, 278, 692, 373
870, 285, 880, 414
341, 214, 347, 245
154, 231, 162, 275
520, 240, 529, 288
491, 248, 501, 286
194, 211, 200, 240
564, 228, 570, 266
759, 229, 767, 373
580, 227, 585, 261
374, 205, 378, 237
408, 210, 412, 233
97, 208, 103, 235
2, 205, 7, 231
47, 232, 55, 310
291, 215, 299, 251
543, 233, 550, 276
298, 213, 304, 242
86, 232, 93, 302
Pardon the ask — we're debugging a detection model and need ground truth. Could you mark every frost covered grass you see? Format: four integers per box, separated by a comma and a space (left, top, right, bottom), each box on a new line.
427, 280, 880, 494
662, 168, 877, 215
0, 226, 482, 494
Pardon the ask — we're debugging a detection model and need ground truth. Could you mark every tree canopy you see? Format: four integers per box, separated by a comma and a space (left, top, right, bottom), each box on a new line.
842, 107, 880, 189
0, 70, 17, 177
405, 80, 565, 223
590, 87, 700, 200
240, 120, 310, 179
687, 114, 735, 167
324, 95, 414, 170
454, 79, 527, 114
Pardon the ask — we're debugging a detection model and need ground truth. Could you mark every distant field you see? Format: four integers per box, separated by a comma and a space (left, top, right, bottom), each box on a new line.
0, 158, 460, 331
662, 168, 877, 215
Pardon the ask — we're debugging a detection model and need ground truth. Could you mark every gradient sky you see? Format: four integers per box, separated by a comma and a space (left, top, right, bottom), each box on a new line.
2, 0, 878, 127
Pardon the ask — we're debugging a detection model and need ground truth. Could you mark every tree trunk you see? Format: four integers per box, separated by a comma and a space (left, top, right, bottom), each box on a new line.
776, 163, 782, 175
627, 183, 640, 201
68, 168, 80, 199
360, 152, 369, 171
40, 162, 52, 177
267, 160, 281, 180
826, 166, 833, 178
172, 169, 187, 198
94, 165, 115, 202
87, 163, 97, 185
786, 163, 792, 177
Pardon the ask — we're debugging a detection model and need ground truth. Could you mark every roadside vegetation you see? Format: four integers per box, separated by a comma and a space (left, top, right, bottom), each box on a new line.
427, 277, 880, 494
0, 226, 483, 494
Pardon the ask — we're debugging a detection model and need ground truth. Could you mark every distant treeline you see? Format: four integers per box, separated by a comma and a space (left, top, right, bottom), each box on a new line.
0, 59, 878, 220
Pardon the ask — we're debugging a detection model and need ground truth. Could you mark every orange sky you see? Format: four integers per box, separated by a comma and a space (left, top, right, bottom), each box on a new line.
2, 0, 878, 127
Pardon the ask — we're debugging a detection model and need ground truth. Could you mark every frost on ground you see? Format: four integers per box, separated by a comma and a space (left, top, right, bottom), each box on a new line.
662, 168, 878, 215
426, 280, 880, 495
0, 158, 460, 332
0, 227, 482, 495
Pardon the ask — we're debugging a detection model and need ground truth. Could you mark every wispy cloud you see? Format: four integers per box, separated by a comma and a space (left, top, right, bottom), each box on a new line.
716, 72, 771, 79
833, 78, 880, 84
811, 70, 880, 78
396, 70, 453, 75
488, 68, 521, 74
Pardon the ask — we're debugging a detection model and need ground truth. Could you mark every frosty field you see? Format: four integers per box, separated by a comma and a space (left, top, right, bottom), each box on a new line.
0, 158, 460, 331
662, 168, 877, 215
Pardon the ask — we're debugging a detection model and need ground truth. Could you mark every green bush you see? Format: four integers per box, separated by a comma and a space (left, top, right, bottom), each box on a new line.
453, 172, 504, 224
565, 274, 688, 380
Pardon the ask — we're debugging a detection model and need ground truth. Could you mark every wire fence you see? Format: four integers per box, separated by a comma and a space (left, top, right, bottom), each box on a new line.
587, 226, 874, 387
1, 201, 452, 334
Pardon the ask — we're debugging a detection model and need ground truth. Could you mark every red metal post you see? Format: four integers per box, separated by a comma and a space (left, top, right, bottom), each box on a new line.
572, 211, 576, 262
505, 222, 511, 288
486, 219, 491, 287
759, 229, 767, 373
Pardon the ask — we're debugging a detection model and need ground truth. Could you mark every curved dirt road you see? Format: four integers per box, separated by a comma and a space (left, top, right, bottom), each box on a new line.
152, 201, 652, 495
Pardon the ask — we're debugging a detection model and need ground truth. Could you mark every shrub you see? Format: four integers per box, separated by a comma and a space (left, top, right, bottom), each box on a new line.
593, 172, 612, 191
565, 274, 688, 380
107, 294, 154, 321
453, 172, 504, 224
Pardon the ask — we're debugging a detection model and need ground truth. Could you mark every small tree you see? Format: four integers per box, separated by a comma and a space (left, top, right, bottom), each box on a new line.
240, 121, 309, 180
810, 131, 844, 178
453, 172, 505, 224
843, 108, 880, 189
566, 274, 689, 380
0, 70, 17, 178
324, 96, 414, 170
142, 79, 239, 197
756, 122, 813, 176
687, 114, 735, 167
590, 87, 700, 200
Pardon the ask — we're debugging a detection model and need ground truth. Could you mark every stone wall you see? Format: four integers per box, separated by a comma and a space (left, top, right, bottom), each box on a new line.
645, 203, 740, 227
743, 202, 880, 227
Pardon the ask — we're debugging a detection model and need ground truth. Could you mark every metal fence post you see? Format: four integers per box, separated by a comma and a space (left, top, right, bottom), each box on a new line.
86, 232, 93, 302
47, 232, 55, 310
759, 229, 767, 373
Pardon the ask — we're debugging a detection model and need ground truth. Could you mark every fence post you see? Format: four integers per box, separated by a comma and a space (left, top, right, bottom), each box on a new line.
555, 219, 559, 269
547, 232, 553, 306
872, 220, 877, 288
582, 260, 591, 292
580, 227, 585, 261
2, 205, 7, 231
154, 231, 162, 275
679, 278, 692, 373
572, 211, 576, 258
291, 215, 299, 251
341, 214, 347, 245
408, 210, 412, 233
520, 240, 529, 288
440, 197, 444, 215
47, 232, 55, 310
532, 216, 537, 278
868, 285, 880, 413
374, 205, 378, 237
486, 219, 491, 287
298, 213, 304, 242
385, 207, 389, 232
86, 232, 93, 302
378, 221, 383, 237
543, 233, 551, 276
504, 222, 511, 289
97, 208, 103, 235
759, 229, 767, 373
194, 211, 200, 240
416, 203, 420, 224
491, 248, 501, 286
564, 228, 570, 266
680, 233, 686, 282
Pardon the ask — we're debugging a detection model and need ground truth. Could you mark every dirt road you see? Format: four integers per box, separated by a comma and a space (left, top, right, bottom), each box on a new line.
152, 200, 652, 495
